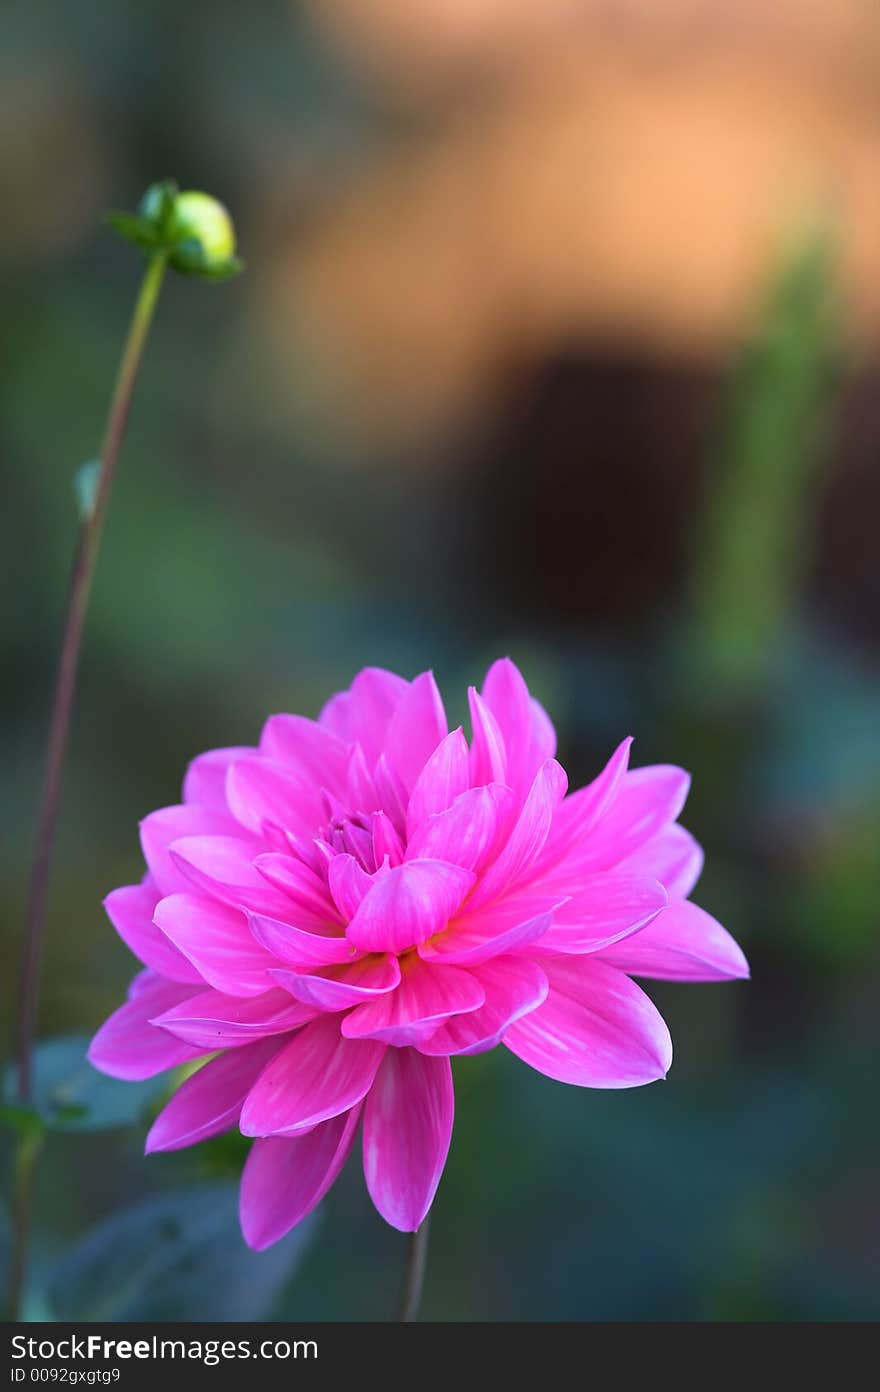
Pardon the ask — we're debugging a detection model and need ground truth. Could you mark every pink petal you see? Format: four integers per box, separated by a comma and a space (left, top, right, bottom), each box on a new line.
345, 743, 381, 811
386, 671, 448, 791
465, 760, 568, 910
226, 756, 322, 839
569, 765, 692, 875
373, 755, 408, 835
253, 853, 341, 930
617, 824, 704, 900
140, 805, 246, 897
270, 954, 401, 1011
152, 987, 317, 1048
341, 958, 485, 1045
536, 738, 632, 871
363, 1049, 453, 1232
88, 971, 203, 1080
259, 715, 349, 795
154, 893, 275, 997
345, 667, 409, 764
318, 690, 354, 741
419, 901, 555, 966
104, 881, 201, 984
419, 955, 548, 1056
504, 957, 672, 1087
168, 835, 292, 917
371, 812, 405, 867
405, 728, 470, 838
596, 900, 750, 981
467, 687, 507, 786
240, 1106, 362, 1250
345, 859, 476, 954
327, 853, 381, 921
405, 784, 512, 873
481, 658, 557, 796
534, 873, 667, 954
248, 912, 356, 967
183, 747, 254, 808
145, 1038, 282, 1153
239, 1015, 385, 1136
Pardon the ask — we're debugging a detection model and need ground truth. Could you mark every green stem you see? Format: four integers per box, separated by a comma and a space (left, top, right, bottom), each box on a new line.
395, 1217, 431, 1322
9, 250, 169, 1319
7, 1127, 44, 1321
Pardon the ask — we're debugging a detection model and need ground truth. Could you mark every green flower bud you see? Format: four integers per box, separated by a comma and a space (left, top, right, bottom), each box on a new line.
166, 191, 236, 266
109, 181, 242, 280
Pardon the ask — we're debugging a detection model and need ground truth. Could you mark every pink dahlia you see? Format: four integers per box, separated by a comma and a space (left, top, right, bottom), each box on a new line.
89, 660, 747, 1247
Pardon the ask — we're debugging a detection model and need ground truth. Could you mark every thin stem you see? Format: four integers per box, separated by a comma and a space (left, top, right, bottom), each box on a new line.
8, 250, 168, 1319
7, 1127, 43, 1321
394, 1217, 431, 1322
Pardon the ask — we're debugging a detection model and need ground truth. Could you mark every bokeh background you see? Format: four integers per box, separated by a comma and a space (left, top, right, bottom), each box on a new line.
3, 0, 880, 1321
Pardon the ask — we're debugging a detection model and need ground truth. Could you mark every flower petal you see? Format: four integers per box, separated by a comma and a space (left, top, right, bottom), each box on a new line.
152, 987, 317, 1048
504, 957, 672, 1087
341, 958, 484, 1045
240, 1015, 385, 1136
536, 738, 632, 871
386, 671, 448, 791
240, 1106, 362, 1250
363, 1049, 453, 1232
183, 747, 254, 808
596, 900, 749, 981
405, 784, 512, 873
145, 1038, 282, 1152
344, 667, 409, 764
481, 658, 557, 796
467, 687, 507, 786
104, 881, 201, 984
418, 903, 554, 966
140, 805, 246, 897
405, 728, 470, 838
270, 954, 401, 1011
168, 835, 292, 916
226, 756, 322, 838
326, 853, 382, 921
259, 714, 349, 795
371, 811, 405, 867
418, 956, 548, 1056
534, 873, 667, 954
253, 853, 342, 930
154, 893, 275, 996
466, 759, 567, 909
568, 765, 691, 875
88, 972, 203, 1080
345, 859, 476, 954
248, 912, 356, 967
617, 824, 704, 900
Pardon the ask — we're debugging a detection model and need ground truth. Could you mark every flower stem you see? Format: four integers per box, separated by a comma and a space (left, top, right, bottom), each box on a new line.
394, 1217, 430, 1322
9, 249, 169, 1319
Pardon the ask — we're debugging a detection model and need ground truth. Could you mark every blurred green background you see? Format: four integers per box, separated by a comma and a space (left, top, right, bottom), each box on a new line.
2, 0, 879, 1321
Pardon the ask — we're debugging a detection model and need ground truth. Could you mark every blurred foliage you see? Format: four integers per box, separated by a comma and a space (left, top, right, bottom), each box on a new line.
689, 222, 844, 694
1, 0, 878, 1325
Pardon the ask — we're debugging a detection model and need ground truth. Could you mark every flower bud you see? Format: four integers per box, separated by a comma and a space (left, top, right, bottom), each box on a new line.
166, 191, 236, 267
109, 181, 242, 280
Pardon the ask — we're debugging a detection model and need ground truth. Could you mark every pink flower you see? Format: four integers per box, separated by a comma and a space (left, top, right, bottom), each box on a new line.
89, 660, 748, 1247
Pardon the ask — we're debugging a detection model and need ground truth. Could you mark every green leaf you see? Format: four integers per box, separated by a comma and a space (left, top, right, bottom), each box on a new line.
46, 1185, 316, 1321
106, 212, 159, 249
0, 1103, 46, 1139
2, 1034, 167, 1134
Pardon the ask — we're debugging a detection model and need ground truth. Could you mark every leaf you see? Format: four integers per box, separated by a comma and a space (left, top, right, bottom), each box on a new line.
2, 1034, 167, 1134
106, 212, 159, 249
46, 1184, 316, 1321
